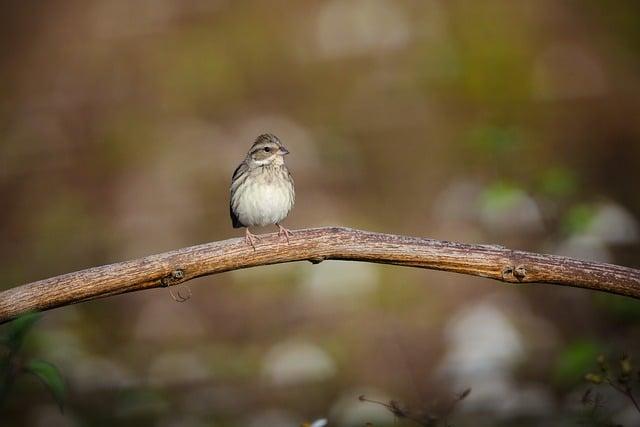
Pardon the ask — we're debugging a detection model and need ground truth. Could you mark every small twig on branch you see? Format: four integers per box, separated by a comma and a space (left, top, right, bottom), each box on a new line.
0, 227, 639, 324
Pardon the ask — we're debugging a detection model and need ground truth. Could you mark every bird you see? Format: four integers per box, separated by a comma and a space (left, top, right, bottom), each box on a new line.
230, 133, 295, 248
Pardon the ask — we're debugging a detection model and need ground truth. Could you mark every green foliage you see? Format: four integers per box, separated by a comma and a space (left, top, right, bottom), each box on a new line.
2, 312, 40, 353
562, 204, 596, 235
553, 340, 601, 386
480, 181, 524, 214
0, 313, 66, 412
593, 293, 640, 321
465, 125, 521, 153
25, 360, 65, 412
538, 167, 579, 198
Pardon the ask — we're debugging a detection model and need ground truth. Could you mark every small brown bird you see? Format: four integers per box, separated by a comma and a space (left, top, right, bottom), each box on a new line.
230, 134, 295, 247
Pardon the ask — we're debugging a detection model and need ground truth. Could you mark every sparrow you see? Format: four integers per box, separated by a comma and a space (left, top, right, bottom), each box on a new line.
230, 133, 295, 248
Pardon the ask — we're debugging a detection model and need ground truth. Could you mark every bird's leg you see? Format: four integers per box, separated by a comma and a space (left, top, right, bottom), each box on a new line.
245, 228, 261, 249
276, 223, 293, 243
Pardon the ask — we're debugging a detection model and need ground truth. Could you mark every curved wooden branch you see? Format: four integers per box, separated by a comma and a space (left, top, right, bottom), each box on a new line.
1, 227, 639, 324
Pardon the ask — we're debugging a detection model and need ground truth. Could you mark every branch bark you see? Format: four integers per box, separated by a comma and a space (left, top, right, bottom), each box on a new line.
0, 227, 639, 324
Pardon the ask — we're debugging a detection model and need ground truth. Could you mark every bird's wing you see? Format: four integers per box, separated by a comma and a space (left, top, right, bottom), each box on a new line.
287, 169, 295, 205
231, 161, 248, 182
230, 162, 248, 228
230, 204, 243, 228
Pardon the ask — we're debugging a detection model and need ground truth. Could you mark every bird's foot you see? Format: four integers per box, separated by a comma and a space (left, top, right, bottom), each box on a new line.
245, 228, 261, 250
277, 224, 293, 243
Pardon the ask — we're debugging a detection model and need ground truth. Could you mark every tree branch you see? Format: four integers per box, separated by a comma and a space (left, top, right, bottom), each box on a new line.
0, 227, 639, 324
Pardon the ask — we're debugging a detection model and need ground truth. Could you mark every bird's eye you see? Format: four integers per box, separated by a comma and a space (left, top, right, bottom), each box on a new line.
264, 147, 271, 152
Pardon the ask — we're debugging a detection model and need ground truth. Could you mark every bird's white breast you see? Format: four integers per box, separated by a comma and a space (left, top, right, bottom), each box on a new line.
234, 176, 293, 227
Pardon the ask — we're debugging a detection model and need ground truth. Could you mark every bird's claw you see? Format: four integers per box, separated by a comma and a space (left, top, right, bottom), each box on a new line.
277, 224, 293, 243
245, 229, 261, 249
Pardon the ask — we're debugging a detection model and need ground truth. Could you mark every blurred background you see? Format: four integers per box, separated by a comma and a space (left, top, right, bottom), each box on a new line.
1, 0, 640, 425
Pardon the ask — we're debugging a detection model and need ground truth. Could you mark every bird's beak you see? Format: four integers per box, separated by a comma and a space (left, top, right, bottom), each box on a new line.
279, 146, 290, 155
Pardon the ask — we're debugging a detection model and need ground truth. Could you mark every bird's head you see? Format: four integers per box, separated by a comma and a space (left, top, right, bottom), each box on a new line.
247, 133, 289, 166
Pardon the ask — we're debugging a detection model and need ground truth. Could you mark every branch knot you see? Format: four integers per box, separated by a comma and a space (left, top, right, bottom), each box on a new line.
161, 269, 185, 287
502, 264, 527, 282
